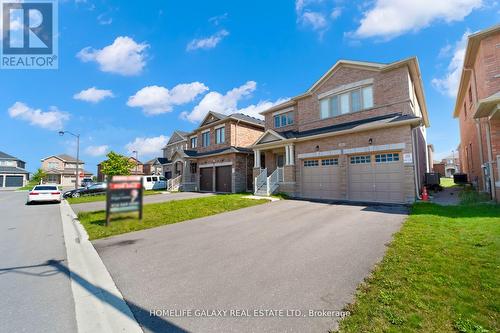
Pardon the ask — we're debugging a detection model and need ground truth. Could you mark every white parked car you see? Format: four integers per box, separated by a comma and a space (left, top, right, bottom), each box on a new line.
27, 185, 62, 204
142, 175, 167, 190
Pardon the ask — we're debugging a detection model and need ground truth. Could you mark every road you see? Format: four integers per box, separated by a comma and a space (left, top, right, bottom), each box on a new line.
71, 192, 213, 213
0, 191, 77, 333
94, 200, 407, 333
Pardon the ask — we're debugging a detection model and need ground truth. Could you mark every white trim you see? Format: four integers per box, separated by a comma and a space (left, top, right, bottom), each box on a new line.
189, 135, 197, 139
214, 124, 225, 130
318, 78, 374, 100
272, 107, 294, 116
201, 129, 210, 134
298, 149, 342, 159
199, 162, 233, 168
343, 143, 405, 155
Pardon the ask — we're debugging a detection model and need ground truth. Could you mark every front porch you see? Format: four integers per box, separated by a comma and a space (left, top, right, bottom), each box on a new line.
253, 144, 296, 196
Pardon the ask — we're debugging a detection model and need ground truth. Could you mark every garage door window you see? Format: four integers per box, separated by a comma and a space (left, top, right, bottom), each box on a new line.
350, 155, 370, 164
375, 153, 399, 163
304, 160, 319, 167
321, 158, 338, 166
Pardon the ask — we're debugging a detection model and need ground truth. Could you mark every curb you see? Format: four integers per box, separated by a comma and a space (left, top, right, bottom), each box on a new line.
60, 200, 143, 333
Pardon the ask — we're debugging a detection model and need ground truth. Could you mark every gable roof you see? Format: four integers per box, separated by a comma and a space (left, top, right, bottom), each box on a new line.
41, 154, 81, 163
194, 111, 265, 132
260, 57, 429, 127
165, 130, 189, 146
0, 151, 23, 161
453, 24, 500, 118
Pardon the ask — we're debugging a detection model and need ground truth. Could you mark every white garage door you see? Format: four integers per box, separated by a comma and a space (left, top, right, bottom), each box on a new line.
349, 152, 404, 203
301, 157, 342, 200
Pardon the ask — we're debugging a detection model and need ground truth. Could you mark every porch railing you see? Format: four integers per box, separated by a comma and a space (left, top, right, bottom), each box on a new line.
266, 168, 281, 195
277, 167, 284, 183
167, 175, 182, 191
255, 168, 267, 193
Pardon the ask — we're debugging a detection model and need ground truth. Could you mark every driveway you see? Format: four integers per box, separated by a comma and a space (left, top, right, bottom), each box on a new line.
71, 191, 213, 213
93, 200, 407, 333
0, 191, 76, 333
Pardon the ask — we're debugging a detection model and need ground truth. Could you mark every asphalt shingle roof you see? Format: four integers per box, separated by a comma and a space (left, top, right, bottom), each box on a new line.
184, 146, 252, 158
0, 151, 22, 161
0, 166, 29, 174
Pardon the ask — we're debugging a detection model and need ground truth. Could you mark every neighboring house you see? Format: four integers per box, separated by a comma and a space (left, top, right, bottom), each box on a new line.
252, 57, 430, 204
161, 131, 189, 179
97, 156, 144, 181
0, 151, 29, 187
453, 24, 500, 202
169, 112, 265, 193
41, 154, 92, 186
433, 154, 460, 178
144, 157, 168, 175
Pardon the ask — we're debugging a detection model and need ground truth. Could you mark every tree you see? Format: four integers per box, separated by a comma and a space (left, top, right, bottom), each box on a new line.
100, 151, 135, 178
31, 168, 47, 184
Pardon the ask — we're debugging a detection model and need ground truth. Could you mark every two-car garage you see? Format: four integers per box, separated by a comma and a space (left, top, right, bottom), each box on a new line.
301, 152, 405, 203
0, 174, 26, 187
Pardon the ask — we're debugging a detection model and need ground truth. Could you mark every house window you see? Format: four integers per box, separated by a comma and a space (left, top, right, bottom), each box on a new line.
321, 158, 338, 166
464, 101, 467, 118
468, 86, 473, 104
350, 155, 371, 164
320, 86, 373, 119
215, 127, 225, 144
273, 112, 294, 128
190, 137, 197, 149
47, 174, 58, 183
202, 131, 210, 147
375, 153, 400, 163
48, 162, 59, 169
304, 160, 319, 167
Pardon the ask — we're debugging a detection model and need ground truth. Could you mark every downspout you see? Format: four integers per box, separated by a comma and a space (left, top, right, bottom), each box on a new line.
411, 127, 421, 200
485, 121, 495, 199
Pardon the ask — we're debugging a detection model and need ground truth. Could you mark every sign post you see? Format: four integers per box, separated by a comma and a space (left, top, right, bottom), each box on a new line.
105, 176, 143, 226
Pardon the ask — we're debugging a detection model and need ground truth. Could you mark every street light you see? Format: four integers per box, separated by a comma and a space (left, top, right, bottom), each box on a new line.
132, 150, 138, 174
59, 130, 80, 190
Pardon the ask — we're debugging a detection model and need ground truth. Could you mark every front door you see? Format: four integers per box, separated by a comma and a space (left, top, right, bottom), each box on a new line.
276, 154, 285, 167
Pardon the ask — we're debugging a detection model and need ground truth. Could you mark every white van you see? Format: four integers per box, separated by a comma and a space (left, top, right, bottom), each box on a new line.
142, 175, 167, 190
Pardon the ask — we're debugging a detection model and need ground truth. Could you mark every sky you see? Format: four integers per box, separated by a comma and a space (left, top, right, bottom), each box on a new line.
1, 0, 499, 174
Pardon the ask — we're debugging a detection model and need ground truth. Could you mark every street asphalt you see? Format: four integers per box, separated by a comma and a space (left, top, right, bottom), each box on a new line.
0, 191, 77, 333
94, 199, 407, 333
71, 191, 213, 213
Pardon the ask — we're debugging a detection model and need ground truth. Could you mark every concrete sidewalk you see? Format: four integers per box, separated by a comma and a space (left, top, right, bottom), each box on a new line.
71, 192, 213, 213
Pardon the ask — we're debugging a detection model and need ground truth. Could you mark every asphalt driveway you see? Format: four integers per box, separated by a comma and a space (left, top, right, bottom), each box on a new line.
71, 192, 213, 213
93, 200, 407, 333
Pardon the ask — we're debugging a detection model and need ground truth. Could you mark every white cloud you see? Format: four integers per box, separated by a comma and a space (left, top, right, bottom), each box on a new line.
125, 135, 169, 157
127, 82, 209, 115
186, 30, 229, 51
77, 36, 148, 76
8, 102, 69, 130
208, 13, 228, 26
295, 0, 340, 35
97, 13, 112, 25
181, 81, 288, 122
237, 98, 290, 119
73, 87, 114, 103
432, 30, 470, 97
181, 81, 257, 122
353, 0, 482, 39
85, 145, 109, 157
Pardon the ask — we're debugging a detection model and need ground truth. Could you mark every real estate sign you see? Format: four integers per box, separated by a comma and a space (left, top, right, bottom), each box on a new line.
106, 175, 143, 226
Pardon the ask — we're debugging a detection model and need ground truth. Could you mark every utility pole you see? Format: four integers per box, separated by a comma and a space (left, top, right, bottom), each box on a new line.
59, 130, 80, 190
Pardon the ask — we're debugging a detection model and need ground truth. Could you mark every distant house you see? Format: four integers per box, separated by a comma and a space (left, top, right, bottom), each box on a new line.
433, 154, 460, 178
0, 151, 29, 187
144, 157, 169, 176
41, 154, 93, 186
161, 131, 189, 179
97, 156, 145, 182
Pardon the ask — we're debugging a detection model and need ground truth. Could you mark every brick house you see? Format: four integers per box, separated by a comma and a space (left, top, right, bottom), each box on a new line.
453, 24, 500, 202
168, 112, 264, 193
41, 154, 93, 186
252, 57, 430, 204
97, 156, 144, 181
433, 154, 460, 178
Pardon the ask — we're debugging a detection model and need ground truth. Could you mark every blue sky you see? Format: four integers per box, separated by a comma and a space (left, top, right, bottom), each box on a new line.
1, 0, 499, 174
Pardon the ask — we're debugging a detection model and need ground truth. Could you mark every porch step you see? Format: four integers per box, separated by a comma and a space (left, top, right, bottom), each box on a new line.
254, 190, 268, 196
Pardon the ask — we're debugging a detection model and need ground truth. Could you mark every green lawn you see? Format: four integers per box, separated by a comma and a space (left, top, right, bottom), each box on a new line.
440, 177, 457, 188
78, 194, 267, 240
338, 203, 500, 333
67, 190, 163, 204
